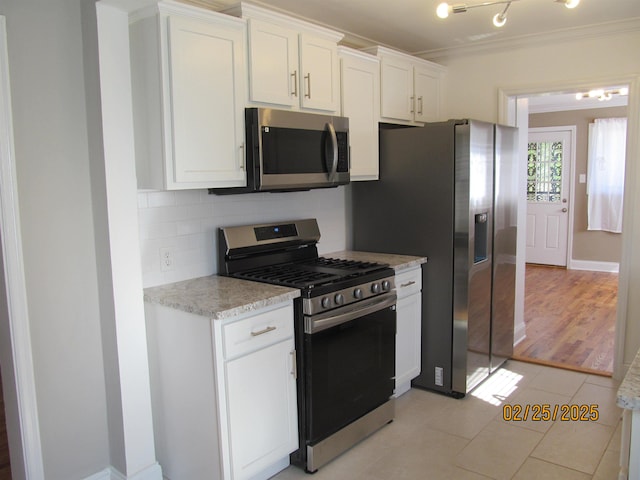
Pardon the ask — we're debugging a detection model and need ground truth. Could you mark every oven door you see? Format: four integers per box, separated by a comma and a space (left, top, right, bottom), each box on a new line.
303, 292, 396, 444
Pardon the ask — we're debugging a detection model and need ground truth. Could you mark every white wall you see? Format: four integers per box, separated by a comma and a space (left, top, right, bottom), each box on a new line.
138, 187, 349, 287
432, 28, 640, 370
0, 0, 110, 478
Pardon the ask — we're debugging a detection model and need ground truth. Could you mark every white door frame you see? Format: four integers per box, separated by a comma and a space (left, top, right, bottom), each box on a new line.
526, 125, 577, 267
499, 74, 639, 381
0, 16, 45, 480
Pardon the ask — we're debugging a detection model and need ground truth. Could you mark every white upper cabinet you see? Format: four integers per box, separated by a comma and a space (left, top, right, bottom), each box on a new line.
338, 47, 380, 181
365, 46, 446, 125
130, 1, 247, 190
413, 64, 442, 123
225, 3, 343, 113
246, 19, 299, 107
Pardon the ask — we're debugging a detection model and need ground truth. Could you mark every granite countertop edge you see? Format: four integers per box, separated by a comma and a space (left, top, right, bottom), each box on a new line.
144, 275, 300, 320
617, 347, 640, 410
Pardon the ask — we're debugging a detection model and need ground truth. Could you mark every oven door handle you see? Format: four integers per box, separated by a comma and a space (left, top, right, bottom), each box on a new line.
305, 292, 397, 334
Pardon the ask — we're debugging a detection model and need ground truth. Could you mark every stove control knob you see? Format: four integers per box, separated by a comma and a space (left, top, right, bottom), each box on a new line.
382, 280, 391, 292
334, 293, 344, 305
321, 297, 331, 309
371, 283, 380, 294
353, 288, 363, 299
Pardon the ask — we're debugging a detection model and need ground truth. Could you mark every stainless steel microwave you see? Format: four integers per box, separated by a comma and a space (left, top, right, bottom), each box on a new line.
210, 108, 350, 194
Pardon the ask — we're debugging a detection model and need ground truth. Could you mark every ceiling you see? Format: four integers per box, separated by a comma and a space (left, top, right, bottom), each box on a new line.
202, 0, 640, 58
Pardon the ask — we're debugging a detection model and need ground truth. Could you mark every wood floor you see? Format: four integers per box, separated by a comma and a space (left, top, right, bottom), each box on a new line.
513, 264, 618, 376
0, 369, 11, 480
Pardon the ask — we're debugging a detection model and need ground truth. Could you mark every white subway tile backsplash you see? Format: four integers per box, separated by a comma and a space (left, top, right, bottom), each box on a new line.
147, 190, 177, 208
139, 187, 348, 287
137, 192, 149, 209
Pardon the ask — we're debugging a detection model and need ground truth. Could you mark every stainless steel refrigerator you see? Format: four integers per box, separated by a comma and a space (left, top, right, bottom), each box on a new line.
351, 119, 518, 397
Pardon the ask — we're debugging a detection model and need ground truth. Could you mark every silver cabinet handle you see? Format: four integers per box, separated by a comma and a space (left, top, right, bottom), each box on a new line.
417, 96, 423, 115
290, 350, 297, 379
410, 95, 415, 113
400, 280, 416, 288
562, 208, 568, 213
238, 143, 245, 170
291, 70, 298, 97
250, 325, 276, 337
304, 73, 311, 98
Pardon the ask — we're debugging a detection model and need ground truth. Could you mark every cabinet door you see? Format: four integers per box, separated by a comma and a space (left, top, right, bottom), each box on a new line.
340, 53, 379, 180
395, 293, 422, 396
247, 19, 298, 107
225, 338, 298, 479
413, 65, 441, 123
167, 15, 246, 188
299, 34, 340, 112
379, 56, 414, 122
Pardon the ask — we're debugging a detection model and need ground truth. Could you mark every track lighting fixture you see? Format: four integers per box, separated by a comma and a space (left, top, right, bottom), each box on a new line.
436, 0, 580, 28
575, 87, 629, 102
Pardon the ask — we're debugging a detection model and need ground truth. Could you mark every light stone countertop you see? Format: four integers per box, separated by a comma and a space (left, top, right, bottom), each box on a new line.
326, 250, 427, 272
143, 275, 300, 320
618, 348, 640, 410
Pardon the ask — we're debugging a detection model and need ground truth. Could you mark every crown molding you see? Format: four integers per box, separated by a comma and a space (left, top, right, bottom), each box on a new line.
415, 17, 640, 62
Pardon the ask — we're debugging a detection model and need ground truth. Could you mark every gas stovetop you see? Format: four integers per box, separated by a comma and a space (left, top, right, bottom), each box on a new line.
233, 257, 389, 290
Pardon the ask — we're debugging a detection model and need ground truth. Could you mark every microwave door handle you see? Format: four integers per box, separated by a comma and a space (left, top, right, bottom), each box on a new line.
325, 122, 338, 181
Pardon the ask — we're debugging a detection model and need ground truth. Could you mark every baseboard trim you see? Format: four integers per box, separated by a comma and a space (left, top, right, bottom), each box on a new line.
513, 322, 527, 346
511, 355, 613, 377
85, 463, 163, 480
569, 259, 619, 273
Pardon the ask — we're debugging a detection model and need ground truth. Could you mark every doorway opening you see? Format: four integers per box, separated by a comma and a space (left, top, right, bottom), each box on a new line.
503, 83, 630, 377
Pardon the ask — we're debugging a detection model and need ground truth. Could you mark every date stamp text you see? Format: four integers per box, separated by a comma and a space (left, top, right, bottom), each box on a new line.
502, 404, 599, 422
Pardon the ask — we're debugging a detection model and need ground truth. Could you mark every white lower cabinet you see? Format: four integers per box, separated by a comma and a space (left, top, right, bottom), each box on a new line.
218, 305, 298, 480
145, 301, 298, 480
394, 266, 423, 396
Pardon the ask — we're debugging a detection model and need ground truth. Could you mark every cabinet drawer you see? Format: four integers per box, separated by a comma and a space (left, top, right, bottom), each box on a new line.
395, 267, 422, 299
222, 304, 294, 359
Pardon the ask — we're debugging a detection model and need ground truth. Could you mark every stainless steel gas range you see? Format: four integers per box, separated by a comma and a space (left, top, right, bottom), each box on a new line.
218, 218, 396, 473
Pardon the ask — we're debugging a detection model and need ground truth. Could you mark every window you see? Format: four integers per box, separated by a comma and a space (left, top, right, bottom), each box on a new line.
587, 117, 627, 233
527, 141, 563, 203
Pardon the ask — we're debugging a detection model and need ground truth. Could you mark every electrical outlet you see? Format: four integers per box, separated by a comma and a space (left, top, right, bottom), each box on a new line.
435, 366, 444, 386
160, 247, 175, 272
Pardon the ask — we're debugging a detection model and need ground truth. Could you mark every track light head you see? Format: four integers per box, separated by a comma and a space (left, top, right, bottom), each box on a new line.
493, 12, 507, 27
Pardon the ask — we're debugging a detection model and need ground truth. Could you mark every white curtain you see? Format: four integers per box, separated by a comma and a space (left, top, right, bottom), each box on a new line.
587, 117, 627, 233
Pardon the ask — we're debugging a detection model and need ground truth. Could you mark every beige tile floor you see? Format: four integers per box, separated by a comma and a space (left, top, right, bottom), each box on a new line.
272, 360, 622, 480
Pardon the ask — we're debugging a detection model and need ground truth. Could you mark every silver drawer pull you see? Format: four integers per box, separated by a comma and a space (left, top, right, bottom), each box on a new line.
251, 325, 276, 337
290, 350, 297, 379
400, 281, 416, 288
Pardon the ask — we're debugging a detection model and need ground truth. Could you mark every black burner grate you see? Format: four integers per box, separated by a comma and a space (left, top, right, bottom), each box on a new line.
310, 257, 387, 273
235, 264, 340, 289
233, 257, 388, 290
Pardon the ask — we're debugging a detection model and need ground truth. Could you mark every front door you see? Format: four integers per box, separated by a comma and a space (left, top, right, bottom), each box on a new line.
526, 128, 572, 266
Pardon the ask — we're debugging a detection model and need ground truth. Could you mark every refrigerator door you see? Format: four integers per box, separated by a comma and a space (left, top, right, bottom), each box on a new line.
452, 121, 495, 394
491, 124, 518, 371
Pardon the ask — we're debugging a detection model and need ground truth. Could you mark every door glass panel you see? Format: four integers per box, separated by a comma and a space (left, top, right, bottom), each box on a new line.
527, 141, 563, 203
